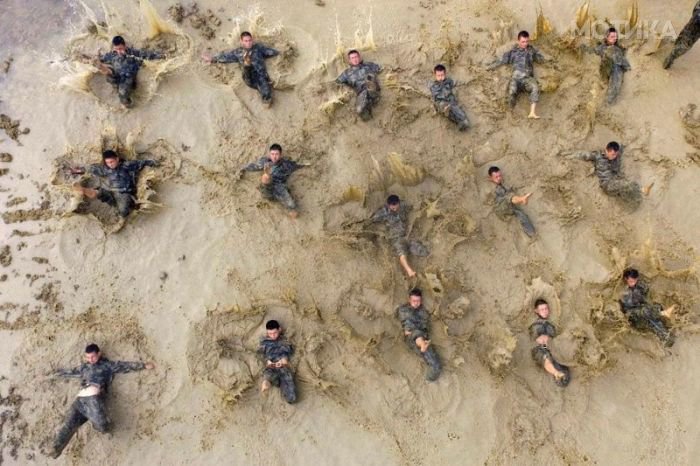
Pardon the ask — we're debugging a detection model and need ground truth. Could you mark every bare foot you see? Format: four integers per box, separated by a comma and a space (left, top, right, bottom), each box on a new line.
661, 304, 676, 319
642, 182, 655, 196
406, 269, 417, 278
419, 340, 431, 353
261, 380, 271, 394
288, 210, 298, 219
527, 112, 541, 119
73, 184, 98, 199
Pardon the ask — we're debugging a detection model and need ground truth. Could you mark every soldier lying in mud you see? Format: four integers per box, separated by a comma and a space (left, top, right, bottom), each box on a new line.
259, 320, 297, 404
203, 31, 279, 106
620, 268, 676, 347
336, 49, 382, 121
370, 194, 429, 278
241, 143, 307, 218
530, 299, 570, 387
486, 30, 551, 119
488, 166, 535, 237
48, 343, 155, 458
68, 150, 158, 218
560, 141, 651, 209
396, 288, 441, 381
429, 64, 470, 131
581, 27, 631, 105
96, 35, 165, 108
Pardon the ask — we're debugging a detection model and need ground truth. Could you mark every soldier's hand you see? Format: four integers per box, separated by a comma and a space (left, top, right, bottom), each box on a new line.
522, 192, 533, 204
145, 362, 156, 370
557, 150, 573, 158
261, 173, 271, 184
201, 53, 213, 64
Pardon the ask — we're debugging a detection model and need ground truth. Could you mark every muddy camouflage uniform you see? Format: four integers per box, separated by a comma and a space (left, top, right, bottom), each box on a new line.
51, 358, 146, 457
88, 159, 157, 217
488, 45, 546, 106
396, 303, 441, 381
371, 204, 429, 257
99, 47, 164, 107
492, 183, 535, 237
573, 149, 642, 207
592, 42, 631, 104
212, 44, 279, 101
664, 1, 700, 69
620, 279, 674, 346
243, 156, 301, 210
336, 61, 382, 120
259, 336, 297, 403
429, 78, 469, 130
529, 318, 570, 386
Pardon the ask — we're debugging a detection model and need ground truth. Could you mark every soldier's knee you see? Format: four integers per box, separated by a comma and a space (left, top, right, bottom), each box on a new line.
92, 419, 111, 434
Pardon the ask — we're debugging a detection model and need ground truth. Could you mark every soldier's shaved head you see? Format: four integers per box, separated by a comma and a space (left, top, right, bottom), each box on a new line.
112, 36, 126, 46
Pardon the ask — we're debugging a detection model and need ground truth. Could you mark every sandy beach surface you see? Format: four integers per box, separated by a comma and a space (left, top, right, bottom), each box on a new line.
1, 0, 700, 464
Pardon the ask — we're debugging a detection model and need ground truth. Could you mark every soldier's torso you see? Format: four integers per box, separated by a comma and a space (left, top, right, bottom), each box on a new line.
598, 44, 627, 67
530, 318, 556, 341
343, 64, 380, 93
98, 164, 139, 193
239, 45, 272, 74
269, 159, 295, 184
380, 206, 408, 239
78, 359, 117, 389
621, 284, 648, 310
398, 305, 430, 332
510, 46, 537, 79
430, 79, 456, 102
593, 152, 621, 182
105, 49, 143, 78
260, 338, 293, 362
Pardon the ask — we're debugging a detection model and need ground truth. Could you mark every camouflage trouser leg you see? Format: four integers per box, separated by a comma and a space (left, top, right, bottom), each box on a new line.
243, 67, 272, 101
97, 189, 136, 218
52, 396, 110, 457
117, 77, 136, 107
664, 21, 700, 68
261, 183, 297, 210
508, 77, 540, 106
263, 368, 297, 404
513, 208, 536, 237
392, 238, 430, 258
606, 67, 625, 105
437, 102, 469, 130
356, 89, 379, 120
602, 178, 642, 207
629, 304, 674, 346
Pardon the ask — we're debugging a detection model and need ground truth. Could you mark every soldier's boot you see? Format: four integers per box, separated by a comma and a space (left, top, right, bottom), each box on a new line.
279, 369, 297, 404
114, 193, 136, 218
422, 347, 442, 382
356, 90, 372, 120
514, 209, 536, 237
50, 402, 87, 458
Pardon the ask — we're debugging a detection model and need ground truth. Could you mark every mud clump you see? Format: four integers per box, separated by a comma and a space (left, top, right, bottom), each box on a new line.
168, 2, 221, 39
0, 153, 13, 162
6, 197, 27, 208
34, 282, 63, 313
0, 114, 30, 142
0, 245, 12, 267
2, 201, 53, 224
470, 316, 517, 375
2, 57, 13, 74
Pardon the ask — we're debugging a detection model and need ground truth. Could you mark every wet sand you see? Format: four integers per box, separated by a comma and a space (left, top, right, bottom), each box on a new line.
1, 0, 700, 464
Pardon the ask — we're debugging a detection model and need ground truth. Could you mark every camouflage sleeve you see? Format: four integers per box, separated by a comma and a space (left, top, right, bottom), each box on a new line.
368, 62, 382, 74
573, 150, 597, 162
336, 69, 350, 85
56, 365, 82, 378
212, 50, 240, 64
286, 160, 302, 173
123, 160, 154, 173
620, 53, 631, 71
99, 52, 114, 64
132, 48, 165, 60
487, 49, 512, 69
243, 156, 268, 172
260, 45, 280, 58
109, 360, 146, 374
88, 164, 107, 177
533, 47, 547, 63
370, 206, 387, 223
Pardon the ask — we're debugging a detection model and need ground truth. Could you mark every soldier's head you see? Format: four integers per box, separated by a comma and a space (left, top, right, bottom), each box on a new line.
409, 288, 423, 309
102, 150, 120, 169
605, 28, 618, 45
623, 268, 639, 287
534, 299, 550, 318
269, 144, 282, 163
240, 31, 254, 49
265, 320, 281, 340
433, 64, 447, 82
605, 141, 620, 160
112, 36, 127, 56
348, 49, 361, 66
386, 194, 401, 212
488, 166, 503, 184
85, 344, 101, 364
517, 31, 530, 48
